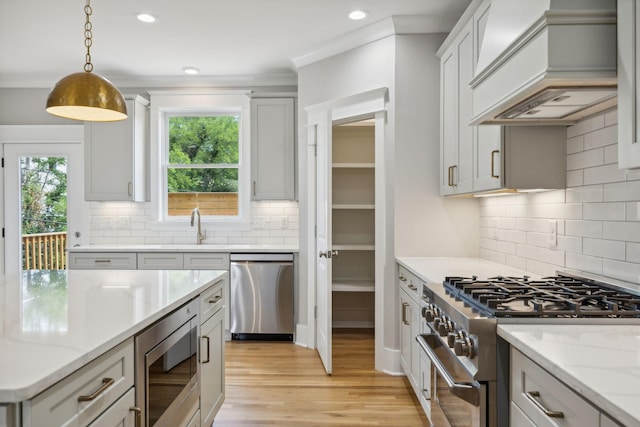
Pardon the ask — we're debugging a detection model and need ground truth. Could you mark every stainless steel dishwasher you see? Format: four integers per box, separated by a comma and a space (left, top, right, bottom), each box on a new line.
229, 253, 294, 341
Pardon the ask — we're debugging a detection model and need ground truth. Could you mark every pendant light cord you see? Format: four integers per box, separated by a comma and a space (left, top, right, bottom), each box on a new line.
84, 0, 93, 72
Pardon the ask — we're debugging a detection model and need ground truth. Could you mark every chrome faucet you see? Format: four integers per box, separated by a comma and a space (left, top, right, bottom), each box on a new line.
190, 208, 207, 244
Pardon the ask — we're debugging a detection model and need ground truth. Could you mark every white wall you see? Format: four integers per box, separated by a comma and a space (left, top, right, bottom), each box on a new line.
479, 109, 640, 284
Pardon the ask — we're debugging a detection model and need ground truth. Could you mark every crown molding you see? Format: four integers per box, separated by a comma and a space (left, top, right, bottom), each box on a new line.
290, 15, 460, 69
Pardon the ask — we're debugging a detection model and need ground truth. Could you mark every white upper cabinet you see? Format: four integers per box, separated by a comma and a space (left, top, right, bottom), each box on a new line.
474, 126, 566, 193
439, 0, 568, 196
250, 97, 296, 200
84, 95, 148, 201
618, 0, 640, 169
439, 19, 474, 195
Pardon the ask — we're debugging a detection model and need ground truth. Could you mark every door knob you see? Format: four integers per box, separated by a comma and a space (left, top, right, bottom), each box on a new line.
319, 250, 339, 259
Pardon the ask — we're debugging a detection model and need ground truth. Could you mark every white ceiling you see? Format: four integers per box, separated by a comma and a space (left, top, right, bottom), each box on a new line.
0, 0, 471, 89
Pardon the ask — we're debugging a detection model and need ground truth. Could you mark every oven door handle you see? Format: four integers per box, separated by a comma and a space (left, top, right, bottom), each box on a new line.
417, 334, 481, 407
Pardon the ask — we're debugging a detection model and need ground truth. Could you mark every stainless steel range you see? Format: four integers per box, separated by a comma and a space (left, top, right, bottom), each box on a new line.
416, 272, 640, 427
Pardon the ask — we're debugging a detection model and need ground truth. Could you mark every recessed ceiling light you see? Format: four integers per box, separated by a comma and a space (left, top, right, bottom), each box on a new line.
348, 10, 369, 20
183, 66, 200, 75
135, 13, 158, 23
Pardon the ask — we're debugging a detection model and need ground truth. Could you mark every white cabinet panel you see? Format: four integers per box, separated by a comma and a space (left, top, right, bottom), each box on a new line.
85, 95, 148, 201
86, 388, 135, 427
511, 348, 599, 427
617, 0, 640, 169
200, 289, 224, 427
24, 339, 134, 427
250, 97, 295, 200
137, 252, 184, 269
67, 252, 137, 270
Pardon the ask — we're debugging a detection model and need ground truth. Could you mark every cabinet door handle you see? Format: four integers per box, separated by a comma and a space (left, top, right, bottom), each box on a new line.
78, 377, 114, 401
128, 182, 132, 197
253, 181, 256, 196
491, 150, 500, 178
447, 166, 453, 187
408, 284, 418, 291
202, 335, 211, 363
399, 275, 407, 282
524, 391, 564, 418
402, 302, 410, 325
130, 406, 142, 427
208, 295, 222, 304
94, 259, 111, 263
451, 165, 457, 187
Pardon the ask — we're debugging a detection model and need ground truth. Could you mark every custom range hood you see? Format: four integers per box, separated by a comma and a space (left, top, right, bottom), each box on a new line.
470, 0, 617, 125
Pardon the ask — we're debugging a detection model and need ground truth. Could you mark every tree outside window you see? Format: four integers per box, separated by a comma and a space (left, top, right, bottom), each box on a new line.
167, 115, 240, 216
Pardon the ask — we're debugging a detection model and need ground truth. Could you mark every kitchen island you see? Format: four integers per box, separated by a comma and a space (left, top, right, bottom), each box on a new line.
0, 268, 226, 425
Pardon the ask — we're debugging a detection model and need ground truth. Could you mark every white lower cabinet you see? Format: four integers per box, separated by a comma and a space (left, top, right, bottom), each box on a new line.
398, 264, 430, 419
511, 348, 622, 426
200, 280, 225, 427
185, 409, 201, 427
23, 339, 134, 427
137, 252, 184, 269
67, 253, 137, 270
86, 388, 136, 427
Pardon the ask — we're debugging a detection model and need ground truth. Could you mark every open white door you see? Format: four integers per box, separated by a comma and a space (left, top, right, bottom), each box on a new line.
314, 116, 333, 374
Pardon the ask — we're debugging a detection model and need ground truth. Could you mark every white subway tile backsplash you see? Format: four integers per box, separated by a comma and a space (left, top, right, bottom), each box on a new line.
565, 220, 603, 238
604, 180, 640, 202
89, 200, 300, 246
602, 259, 640, 283
583, 125, 616, 150
627, 243, 640, 263
566, 169, 583, 187
567, 114, 604, 138
565, 185, 603, 203
567, 135, 584, 154
566, 253, 603, 275
583, 238, 626, 261
583, 202, 625, 221
603, 222, 640, 242
584, 163, 627, 185
567, 148, 604, 171
479, 111, 639, 284
604, 109, 618, 126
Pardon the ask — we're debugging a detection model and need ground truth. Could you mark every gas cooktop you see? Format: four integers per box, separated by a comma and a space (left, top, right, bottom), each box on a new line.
443, 274, 640, 319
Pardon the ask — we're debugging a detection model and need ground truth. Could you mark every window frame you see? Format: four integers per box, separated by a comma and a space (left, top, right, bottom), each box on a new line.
149, 90, 251, 230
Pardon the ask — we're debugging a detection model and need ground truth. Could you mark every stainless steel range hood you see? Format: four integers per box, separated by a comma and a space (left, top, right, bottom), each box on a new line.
469, 0, 617, 125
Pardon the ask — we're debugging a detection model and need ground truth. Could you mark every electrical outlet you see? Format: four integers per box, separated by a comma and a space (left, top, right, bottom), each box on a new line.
281, 216, 289, 229
549, 220, 557, 248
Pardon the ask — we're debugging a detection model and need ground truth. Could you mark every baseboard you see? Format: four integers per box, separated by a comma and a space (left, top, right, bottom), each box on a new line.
295, 323, 310, 348
379, 346, 403, 375
332, 321, 374, 328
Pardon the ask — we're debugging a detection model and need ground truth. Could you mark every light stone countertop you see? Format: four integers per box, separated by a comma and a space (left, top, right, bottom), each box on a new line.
67, 244, 298, 253
0, 269, 226, 402
396, 256, 535, 283
498, 324, 640, 427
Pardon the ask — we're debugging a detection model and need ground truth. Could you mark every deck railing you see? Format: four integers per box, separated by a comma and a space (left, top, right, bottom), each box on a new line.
22, 232, 67, 270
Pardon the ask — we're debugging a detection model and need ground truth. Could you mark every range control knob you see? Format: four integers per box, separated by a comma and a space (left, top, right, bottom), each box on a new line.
421, 307, 434, 322
454, 336, 476, 359
433, 317, 441, 331
447, 332, 458, 348
438, 319, 451, 336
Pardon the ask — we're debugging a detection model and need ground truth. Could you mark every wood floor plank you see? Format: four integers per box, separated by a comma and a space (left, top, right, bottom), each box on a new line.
213, 329, 430, 427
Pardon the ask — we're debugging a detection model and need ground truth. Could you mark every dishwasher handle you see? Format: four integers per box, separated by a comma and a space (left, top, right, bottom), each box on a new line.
230, 253, 293, 262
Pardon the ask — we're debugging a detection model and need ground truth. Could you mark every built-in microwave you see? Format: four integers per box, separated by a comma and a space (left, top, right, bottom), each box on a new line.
135, 298, 200, 427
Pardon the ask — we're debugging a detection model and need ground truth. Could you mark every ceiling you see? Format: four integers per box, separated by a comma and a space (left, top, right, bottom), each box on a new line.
0, 0, 471, 89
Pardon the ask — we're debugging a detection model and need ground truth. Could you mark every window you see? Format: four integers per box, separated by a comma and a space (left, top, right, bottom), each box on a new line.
149, 90, 251, 227
166, 114, 240, 217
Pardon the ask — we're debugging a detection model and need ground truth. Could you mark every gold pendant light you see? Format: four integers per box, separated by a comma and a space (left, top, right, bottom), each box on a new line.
46, 0, 127, 121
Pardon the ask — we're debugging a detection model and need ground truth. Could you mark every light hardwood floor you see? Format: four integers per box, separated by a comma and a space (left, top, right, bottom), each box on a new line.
213, 329, 430, 426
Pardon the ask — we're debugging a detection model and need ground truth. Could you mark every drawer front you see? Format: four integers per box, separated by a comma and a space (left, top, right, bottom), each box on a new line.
87, 387, 135, 426
137, 252, 184, 269
26, 338, 134, 427
67, 253, 137, 270
201, 279, 225, 323
184, 253, 230, 270
511, 348, 599, 427
397, 265, 422, 300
